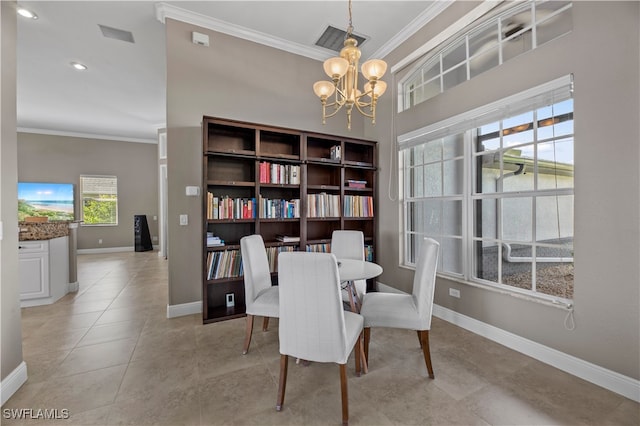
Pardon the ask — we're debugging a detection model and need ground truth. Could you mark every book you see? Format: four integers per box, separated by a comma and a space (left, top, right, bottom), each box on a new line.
347, 179, 367, 189
207, 236, 224, 247
276, 235, 300, 243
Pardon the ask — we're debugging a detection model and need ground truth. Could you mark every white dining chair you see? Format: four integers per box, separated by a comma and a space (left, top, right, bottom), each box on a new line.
359, 237, 439, 378
276, 251, 363, 426
240, 234, 279, 355
331, 230, 367, 307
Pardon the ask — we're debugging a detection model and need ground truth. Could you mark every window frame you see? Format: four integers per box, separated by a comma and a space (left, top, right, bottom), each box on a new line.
80, 175, 119, 226
400, 0, 573, 111
398, 76, 574, 304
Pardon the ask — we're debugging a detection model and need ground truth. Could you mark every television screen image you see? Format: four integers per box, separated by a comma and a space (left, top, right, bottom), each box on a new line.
18, 182, 75, 221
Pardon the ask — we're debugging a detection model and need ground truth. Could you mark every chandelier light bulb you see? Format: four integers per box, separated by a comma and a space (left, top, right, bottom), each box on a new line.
313, 81, 335, 99
361, 59, 387, 81
323, 57, 349, 80
364, 80, 387, 99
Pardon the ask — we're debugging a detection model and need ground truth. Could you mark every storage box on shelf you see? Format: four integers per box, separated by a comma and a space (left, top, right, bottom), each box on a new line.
202, 117, 377, 323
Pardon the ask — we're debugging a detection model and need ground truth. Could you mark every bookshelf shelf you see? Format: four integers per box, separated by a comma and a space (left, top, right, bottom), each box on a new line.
202, 116, 377, 323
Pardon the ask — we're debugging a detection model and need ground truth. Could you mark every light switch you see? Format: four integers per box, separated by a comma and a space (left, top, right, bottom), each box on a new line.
179, 214, 188, 226
185, 186, 200, 196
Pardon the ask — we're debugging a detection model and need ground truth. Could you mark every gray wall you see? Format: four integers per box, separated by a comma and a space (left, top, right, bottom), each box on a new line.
1, 0, 24, 383
165, 18, 369, 305
370, 1, 640, 380
164, 1, 639, 381
17, 133, 159, 250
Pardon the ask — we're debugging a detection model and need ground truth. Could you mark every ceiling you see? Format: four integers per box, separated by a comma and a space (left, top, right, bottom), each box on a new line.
16, 1, 446, 143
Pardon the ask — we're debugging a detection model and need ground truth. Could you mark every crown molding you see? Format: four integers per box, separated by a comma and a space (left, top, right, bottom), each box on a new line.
155, 2, 333, 62
371, 0, 454, 60
17, 127, 157, 144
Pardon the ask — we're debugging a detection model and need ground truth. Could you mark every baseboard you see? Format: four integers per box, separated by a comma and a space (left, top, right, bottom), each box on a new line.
77, 246, 134, 254
166, 301, 202, 318
432, 304, 640, 402
1, 361, 28, 406
68, 281, 79, 292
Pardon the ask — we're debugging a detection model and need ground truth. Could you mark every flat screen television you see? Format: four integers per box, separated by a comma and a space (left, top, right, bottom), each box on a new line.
18, 182, 75, 221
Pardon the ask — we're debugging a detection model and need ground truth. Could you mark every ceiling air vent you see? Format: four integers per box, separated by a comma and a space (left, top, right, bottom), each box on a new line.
315, 25, 366, 52
99, 24, 135, 44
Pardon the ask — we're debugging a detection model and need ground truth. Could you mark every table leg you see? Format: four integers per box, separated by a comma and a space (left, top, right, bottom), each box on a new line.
347, 280, 357, 313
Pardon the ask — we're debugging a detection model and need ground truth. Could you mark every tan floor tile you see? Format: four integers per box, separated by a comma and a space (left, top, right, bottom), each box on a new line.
36, 365, 127, 417
6, 251, 638, 426
75, 319, 144, 347
53, 337, 137, 377
22, 349, 71, 384
116, 349, 199, 403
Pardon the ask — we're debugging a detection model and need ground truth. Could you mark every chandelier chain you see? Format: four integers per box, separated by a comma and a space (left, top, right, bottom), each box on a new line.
347, 0, 353, 37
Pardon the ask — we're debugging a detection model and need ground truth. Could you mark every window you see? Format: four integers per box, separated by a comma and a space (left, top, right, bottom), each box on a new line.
80, 175, 118, 226
401, 1, 572, 111
400, 76, 574, 302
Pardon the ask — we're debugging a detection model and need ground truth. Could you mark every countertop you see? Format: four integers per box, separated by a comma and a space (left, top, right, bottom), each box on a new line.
19, 221, 70, 241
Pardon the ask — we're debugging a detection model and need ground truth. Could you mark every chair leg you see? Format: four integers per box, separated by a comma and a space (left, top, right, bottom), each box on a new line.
355, 333, 361, 377
276, 355, 288, 411
339, 363, 349, 426
417, 330, 422, 348
359, 332, 368, 375
363, 327, 371, 365
262, 316, 270, 331
347, 281, 357, 313
418, 330, 435, 379
242, 314, 255, 355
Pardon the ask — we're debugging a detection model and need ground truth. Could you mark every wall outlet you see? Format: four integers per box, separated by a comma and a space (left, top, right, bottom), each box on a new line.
225, 293, 235, 308
179, 214, 188, 226
449, 288, 461, 298
98, 239, 103, 244
152, 235, 158, 241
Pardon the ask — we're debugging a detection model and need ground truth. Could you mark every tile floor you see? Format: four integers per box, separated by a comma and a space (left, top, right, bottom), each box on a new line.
3, 251, 638, 425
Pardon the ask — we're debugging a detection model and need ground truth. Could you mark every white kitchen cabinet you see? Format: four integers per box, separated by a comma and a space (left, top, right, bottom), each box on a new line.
19, 237, 69, 307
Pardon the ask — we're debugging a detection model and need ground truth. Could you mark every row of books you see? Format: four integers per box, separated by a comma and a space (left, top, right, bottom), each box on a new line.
259, 162, 300, 185
258, 196, 301, 219
206, 250, 243, 280
265, 245, 297, 273
206, 244, 374, 280
207, 194, 256, 220
307, 193, 341, 218
306, 243, 331, 253
305, 243, 374, 262
343, 195, 374, 218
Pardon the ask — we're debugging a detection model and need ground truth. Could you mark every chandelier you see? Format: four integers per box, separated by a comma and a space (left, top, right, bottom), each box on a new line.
313, 0, 388, 130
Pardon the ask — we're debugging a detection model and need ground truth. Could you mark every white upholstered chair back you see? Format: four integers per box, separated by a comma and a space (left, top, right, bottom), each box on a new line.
331, 230, 364, 261
411, 238, 440, 330
240, 234, 272, 310
278, 252, 350, 364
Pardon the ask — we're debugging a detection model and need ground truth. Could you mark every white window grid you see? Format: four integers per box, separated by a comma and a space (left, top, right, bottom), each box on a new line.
80, 175, 119, 226
402, 1, 572, 111
399, 85, 573, 303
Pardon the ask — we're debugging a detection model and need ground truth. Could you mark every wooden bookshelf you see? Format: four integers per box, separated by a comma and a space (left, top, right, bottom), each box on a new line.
202, 117, 377, 323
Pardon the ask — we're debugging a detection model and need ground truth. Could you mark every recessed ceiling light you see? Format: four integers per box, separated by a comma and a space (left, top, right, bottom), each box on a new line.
70, 62, 88, 71
17, 7, 38, 19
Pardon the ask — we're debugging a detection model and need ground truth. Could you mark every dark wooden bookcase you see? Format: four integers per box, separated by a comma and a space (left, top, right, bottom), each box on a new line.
202, 117, 377, 323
